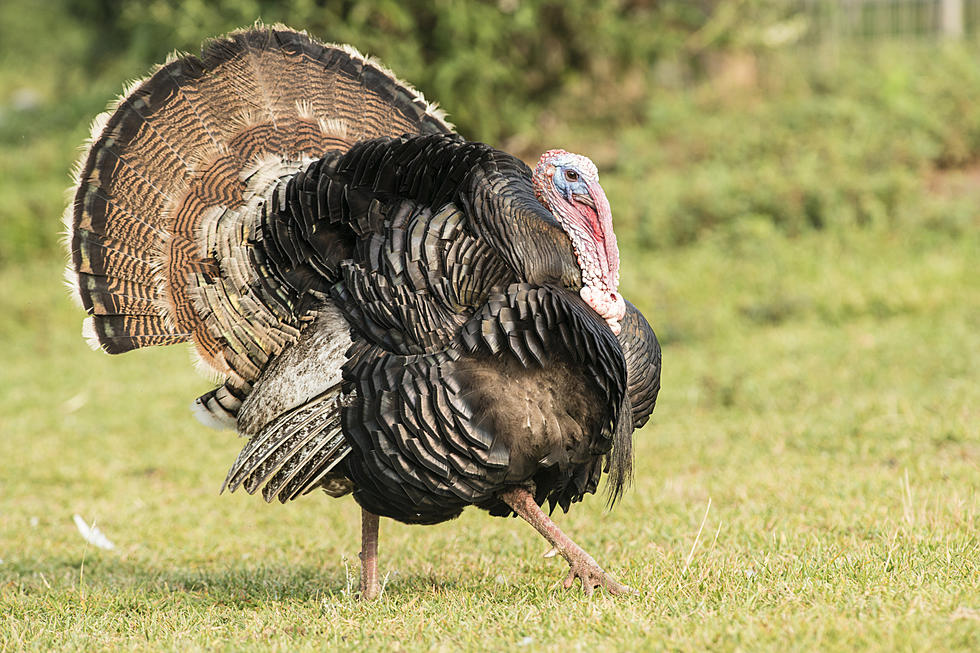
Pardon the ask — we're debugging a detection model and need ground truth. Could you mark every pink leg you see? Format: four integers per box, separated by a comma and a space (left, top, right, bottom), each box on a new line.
359, 508, 381, 600
500, 488, 632, 596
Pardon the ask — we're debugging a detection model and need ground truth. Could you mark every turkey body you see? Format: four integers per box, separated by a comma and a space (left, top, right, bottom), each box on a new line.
233, 135, 651, 524
66, 25, 661, 595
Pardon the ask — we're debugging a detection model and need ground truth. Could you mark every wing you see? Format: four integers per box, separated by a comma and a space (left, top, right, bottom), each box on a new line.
222, 386, 348, 502
217, 303, 353, 502
255, 133, 585, 354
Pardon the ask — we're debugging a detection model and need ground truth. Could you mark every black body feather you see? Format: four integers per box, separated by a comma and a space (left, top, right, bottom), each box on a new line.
254, 134, 656, 522
65, 25, 661, 527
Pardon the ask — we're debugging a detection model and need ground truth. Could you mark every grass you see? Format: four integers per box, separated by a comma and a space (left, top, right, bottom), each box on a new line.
1, 223, 977, 650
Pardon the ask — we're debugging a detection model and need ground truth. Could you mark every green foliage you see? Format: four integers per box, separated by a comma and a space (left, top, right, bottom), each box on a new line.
64, 0, 703, 141
0, 0, 710, 267
577, 42, 980, 249
2, 0, 980, 265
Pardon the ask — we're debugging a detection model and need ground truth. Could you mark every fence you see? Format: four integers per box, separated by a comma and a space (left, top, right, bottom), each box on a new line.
797, 0, 980, 40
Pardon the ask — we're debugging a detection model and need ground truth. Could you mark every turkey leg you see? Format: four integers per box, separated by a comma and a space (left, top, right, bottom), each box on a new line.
359, 508, 381, 600
500, 487, 632, 596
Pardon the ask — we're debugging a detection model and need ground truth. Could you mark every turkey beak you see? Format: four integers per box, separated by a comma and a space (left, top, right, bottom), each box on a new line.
571, 192, 596, 209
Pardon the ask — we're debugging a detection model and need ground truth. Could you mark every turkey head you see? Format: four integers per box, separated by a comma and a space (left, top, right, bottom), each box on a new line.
532, 150, 626, 335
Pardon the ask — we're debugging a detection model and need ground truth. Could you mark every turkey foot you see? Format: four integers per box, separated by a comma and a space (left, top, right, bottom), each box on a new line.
561, 552, 632, 596
500, 487, 633, 596
359, 508, 381, 600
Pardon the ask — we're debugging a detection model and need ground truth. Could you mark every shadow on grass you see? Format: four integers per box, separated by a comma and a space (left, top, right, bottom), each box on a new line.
2, 554, 479, 604
5, 556, 344, 602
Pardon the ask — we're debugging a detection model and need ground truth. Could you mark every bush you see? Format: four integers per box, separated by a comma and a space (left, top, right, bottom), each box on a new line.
0, 0, 716, 266
594, 43, 980, 249
65, 0, 713, 143
2, 1, 980, 266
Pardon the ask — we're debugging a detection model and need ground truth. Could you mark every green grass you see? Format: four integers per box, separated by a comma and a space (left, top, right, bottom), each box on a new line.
1, 225, 977, 650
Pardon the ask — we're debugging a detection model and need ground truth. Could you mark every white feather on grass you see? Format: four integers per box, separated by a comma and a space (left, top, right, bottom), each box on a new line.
72, 514, 115, 550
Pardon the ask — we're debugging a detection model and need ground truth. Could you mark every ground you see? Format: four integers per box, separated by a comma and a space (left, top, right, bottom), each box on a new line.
0, 225, 976, 651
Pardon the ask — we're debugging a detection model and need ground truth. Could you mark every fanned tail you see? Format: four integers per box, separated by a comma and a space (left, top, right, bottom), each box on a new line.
65, 23, 454, 396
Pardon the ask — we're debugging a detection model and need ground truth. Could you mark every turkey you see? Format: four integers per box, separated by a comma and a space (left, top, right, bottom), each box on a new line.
64, 24, 661, 598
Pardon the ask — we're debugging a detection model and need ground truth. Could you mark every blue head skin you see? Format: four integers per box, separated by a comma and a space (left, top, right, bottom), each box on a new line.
551, 161, 596, 207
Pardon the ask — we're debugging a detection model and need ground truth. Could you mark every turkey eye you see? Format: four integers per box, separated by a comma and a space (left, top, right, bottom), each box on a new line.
564, 169, 579, 182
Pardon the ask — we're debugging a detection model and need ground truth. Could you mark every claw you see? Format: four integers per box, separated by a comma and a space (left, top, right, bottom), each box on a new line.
563, 569, 576, 590
563, 558, 633, 596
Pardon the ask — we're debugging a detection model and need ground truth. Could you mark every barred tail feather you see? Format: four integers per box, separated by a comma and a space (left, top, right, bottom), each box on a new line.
65, 23, 454, 403
222, 388, 351, 502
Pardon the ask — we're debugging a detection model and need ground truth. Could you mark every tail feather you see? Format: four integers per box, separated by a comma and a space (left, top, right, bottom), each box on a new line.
76, 187, 169, 246
83, 315, 188, 354
75, 273, 158, 307
74, 238, 158, 285
222, 388, 350, 502
76, 280, 159, 317
66, 23, 454, 403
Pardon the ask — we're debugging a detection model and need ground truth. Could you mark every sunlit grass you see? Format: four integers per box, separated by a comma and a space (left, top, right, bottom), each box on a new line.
1, 226, 977, 650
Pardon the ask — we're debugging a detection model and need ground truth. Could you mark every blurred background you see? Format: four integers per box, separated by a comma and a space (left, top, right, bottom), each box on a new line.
0, 2, 977, 647
0, 0, 980, 266
2, 0, 980, 262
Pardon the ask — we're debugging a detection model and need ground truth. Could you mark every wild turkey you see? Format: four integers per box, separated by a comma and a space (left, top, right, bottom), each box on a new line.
64, 24, 661, 598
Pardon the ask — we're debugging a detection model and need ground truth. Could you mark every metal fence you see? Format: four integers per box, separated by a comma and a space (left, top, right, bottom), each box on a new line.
797, 0, 980, 40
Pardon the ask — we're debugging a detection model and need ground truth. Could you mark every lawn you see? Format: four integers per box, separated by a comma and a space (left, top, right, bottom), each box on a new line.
1, 223, 977, 650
